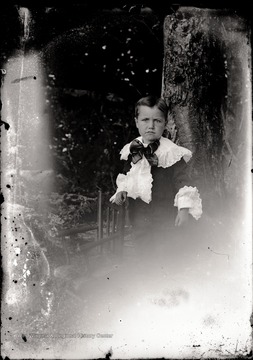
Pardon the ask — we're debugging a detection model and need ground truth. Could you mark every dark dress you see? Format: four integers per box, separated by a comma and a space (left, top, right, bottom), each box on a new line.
122, 156, 193, 259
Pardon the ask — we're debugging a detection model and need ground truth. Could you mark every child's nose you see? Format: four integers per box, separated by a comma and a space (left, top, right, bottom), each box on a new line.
148, 120, 155, 128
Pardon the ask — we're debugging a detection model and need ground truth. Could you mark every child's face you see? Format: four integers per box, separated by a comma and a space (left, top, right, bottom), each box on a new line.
135, 105, 166, 144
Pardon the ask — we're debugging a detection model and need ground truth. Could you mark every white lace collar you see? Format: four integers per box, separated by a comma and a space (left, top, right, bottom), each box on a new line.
120, 136, 192, 168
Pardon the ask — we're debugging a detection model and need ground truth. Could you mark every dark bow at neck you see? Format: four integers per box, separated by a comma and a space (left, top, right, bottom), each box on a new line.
129, 138, 160, 166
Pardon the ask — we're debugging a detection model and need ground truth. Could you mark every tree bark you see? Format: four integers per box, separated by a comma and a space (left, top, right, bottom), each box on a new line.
162, 7, 251, 213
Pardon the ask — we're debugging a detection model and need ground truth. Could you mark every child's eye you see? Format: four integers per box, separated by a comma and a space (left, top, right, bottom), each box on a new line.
155, 119, 162, 123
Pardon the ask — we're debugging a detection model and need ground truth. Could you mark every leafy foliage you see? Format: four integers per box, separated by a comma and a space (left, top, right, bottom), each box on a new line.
40, 7, 165, 196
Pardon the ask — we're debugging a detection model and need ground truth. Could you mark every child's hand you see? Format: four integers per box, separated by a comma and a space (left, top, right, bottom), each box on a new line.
175, 208, 189, 227
114, 191, 127, 206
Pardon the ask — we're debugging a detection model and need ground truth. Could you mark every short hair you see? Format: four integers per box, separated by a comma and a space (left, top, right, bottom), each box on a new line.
135, 95, 168, 119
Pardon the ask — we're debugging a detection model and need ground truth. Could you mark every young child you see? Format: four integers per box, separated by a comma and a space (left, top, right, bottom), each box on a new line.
110, 96, 202, 261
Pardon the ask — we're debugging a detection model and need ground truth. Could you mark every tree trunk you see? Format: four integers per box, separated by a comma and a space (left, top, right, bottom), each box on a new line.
162, 7, 251, 214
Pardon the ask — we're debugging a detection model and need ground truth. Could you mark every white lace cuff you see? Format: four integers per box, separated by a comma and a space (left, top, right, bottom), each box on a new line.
109, 174, 127, 203
174, 186, 202, 220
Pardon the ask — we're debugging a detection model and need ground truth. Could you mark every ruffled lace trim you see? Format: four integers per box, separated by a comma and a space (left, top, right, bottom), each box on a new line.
156, 137, 192, 167
110, 157, 153, 204
119, 143, 131, 160
126, 157, 153, 203
111, 137, 195, 205
120, 136, 192, 167
174, 186, 202, 220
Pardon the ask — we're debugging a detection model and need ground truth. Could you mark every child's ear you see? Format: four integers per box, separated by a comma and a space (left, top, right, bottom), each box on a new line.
134, 117, 138, 127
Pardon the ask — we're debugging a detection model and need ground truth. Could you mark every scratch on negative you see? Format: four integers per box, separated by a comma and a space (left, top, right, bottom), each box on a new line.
11, 75, 36, 83
208, 247, 230, 261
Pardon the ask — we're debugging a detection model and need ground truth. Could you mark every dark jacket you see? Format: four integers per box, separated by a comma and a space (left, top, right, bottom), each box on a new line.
122, 157, 193, 229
